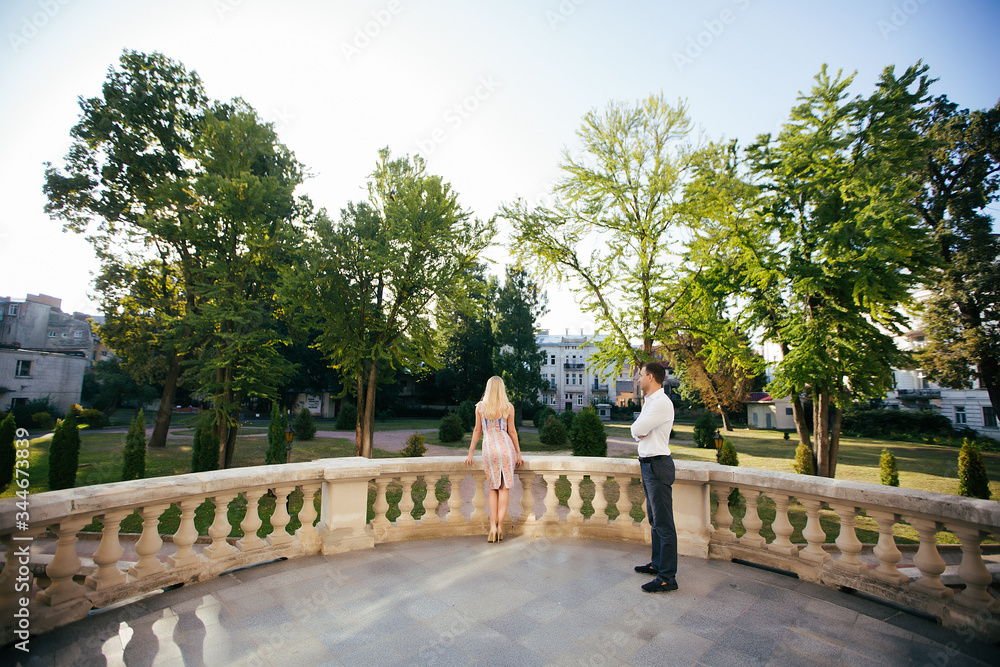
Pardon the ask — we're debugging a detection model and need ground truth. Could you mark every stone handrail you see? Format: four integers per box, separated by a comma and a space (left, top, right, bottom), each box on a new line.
1, 456, 998, 645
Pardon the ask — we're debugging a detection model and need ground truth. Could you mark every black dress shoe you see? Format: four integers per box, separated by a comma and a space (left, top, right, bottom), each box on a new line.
634, 563, 657, 575
641, 579, 678, 593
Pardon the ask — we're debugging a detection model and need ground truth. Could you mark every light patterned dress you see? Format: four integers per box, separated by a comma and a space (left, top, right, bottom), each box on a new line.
480, 404, 516, 490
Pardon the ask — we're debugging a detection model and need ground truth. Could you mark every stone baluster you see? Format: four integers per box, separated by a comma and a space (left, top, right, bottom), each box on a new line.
739, 489, 766, 549
168, 499, 203, 568
421, 476, 441, 525
204, 493, 238, 560
471, 473, 488, 526
86, 510, 129, 590
590, 476, 609, 525
372, 477, 392, 532
868, 510, 907, 584
829, 504, 866, 573
767, 494, 797, 555
566, 474, 585, 524
236, 489, 266, 552
614, 476, 633, 525
397, 475, 417, 527
128, 504, 170, 579
518, 472, 536, 523
37, 517, 89, 606
908, 518, 953, 599
267, 485, 295, 547
950, 524, 994, 609
798, 499, 831, 564
711, 485, 736, 543
446, 474, 465, 523
295, 483, 322, 552
540, 474, 560, 522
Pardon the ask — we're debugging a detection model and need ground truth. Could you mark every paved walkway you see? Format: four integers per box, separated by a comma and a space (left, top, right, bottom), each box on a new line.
4, 536, 996, 666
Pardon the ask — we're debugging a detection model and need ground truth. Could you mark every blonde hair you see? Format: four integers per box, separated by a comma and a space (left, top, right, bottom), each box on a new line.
479, 376, 512, 420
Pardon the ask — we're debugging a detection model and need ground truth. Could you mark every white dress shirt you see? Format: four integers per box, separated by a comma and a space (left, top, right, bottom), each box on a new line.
630, 388, 674, 458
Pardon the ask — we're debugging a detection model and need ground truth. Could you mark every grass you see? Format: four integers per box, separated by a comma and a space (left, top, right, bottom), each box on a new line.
5, 413, 997, 546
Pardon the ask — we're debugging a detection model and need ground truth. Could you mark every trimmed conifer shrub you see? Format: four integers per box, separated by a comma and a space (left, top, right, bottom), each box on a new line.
191, 414, 219, 473
793, 442, 815, 475
533, 405, 556, 428
879, 448, 899, 487
558, 409, 576, 433
293, 407, 316, 441
48, 411, 81, 490
958, 438, 991, 499
121, 409, 146, 481
458, 400, 477, 432
693, 411, 717, 449
0, 413, 15, 491
402, 431, 427, 457
718, 439, 739, 466
266, 403, 289, 465
439, 412, 465, 443
571, 407, 607, 457
335, 403, 357, 430
540, 414, 568, 446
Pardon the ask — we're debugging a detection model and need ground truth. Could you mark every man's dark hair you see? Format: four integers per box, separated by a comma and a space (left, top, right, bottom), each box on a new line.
643, 362, 666, 386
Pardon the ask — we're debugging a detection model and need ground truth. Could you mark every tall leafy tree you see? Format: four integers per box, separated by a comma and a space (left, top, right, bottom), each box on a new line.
914, 98, 1000, 415
437, 264, 498, 404
704, 64, 936, 477
289, 149, 493, 457
492, 267, 547, 425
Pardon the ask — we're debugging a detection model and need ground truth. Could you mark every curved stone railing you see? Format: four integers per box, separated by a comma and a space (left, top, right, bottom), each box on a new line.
1, 456, 998, 645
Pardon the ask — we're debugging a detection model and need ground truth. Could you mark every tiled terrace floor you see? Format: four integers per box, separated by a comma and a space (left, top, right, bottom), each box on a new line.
3, 535, 997, 667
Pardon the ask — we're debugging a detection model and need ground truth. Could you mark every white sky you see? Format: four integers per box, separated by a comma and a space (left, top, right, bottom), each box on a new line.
1, 0, 998, 334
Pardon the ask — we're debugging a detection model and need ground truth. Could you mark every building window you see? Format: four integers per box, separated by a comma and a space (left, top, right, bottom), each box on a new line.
577, 395, 583, 405
48, 331, 56, 338
7, 304, 18, 316
985, 407, 998, 429
565, 374, 569, 384
74, 331, 83, 339
10, 397, 28, 408
550, 354, 556, 365
15, 360, 32, 377
955, 406, 967, 425
101, 350, 108, 357
785, 407, 793, 416
61, 332, 68, 338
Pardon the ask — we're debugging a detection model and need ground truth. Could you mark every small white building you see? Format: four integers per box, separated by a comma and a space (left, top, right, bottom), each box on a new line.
745, 392, 795, 431
0, 348, 89, 415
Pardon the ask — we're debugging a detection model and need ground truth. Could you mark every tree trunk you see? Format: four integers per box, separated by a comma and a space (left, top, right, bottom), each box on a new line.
813, 391, 832, 478
149, 352, 180, 448
355, 363, 378, 458
791, 393, 810, 449
223, 413, 239, 469
719, 408, 732, 431
828, 405, 843, 478
980, 354, 1000, 420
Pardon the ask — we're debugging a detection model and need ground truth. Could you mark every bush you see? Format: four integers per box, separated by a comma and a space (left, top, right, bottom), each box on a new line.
539, 415, 568, 446
558, 410, 576, 433
533, 405, 556, 428
571, 407, 607, 457
841, 408, 953, 441
958, 439, 991, 499
10, 397, 59, 431
879, 448, 899, 487
80, 408, 105, 430
521, 399, 541, 423
192, 414, 219, 473
402, 431, 427, 457
718, 439, 739, 466
266, 403, 289, 465
293, 407, 317, 441
693, 411, 717, 449
48, 411, 81, 490
458, 400, 477, 432
335, 403, 358, 430
121, 409, 146, 481
439, 412, 465, 443
31, 412, 55, 431
793, 442, 815, 476
0, 413, 15, 491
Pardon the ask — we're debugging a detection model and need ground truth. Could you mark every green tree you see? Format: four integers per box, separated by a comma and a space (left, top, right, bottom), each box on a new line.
571, 407, 607, 456
48, 412, 81, 490
958, 439, 991, 499
191, 413, 219, 473
335, 403, 357, 430
293, 407, 316, 441
437, 264, 497, 404
539, 414, 568, 445
290, 149, 493, 457
266, 403, 288, 465
121, 410, 146, 481
693, 411, 717, 449
793, 442, 815, 476
914, 99, 1000, 416
718, 439, 739, 466
457, 400, 477, 433
697, 64, 936, 477
402, 431, 427, 457
0, 414, 15, 491
492, 267, 547, 426
503, 94, 703, 372
439, 412, 465, 443
879, 448, 899, 487
533, 405, 556, 428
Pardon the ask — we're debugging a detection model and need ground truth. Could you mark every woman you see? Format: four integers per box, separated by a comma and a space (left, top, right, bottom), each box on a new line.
465, 376, 524, 542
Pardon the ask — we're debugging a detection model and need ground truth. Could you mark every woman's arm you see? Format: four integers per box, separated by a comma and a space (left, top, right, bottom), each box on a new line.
507, 405, 524, 467
465, 404, 483, 466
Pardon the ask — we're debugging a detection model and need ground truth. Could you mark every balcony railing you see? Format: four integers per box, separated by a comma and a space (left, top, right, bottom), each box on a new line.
896, 389, 942, 399
563, 362, 585, 369
2, 458, 999, 644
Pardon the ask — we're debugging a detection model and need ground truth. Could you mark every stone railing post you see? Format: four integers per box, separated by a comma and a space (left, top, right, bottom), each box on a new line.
86, 510, 129, 590
798, 498, 831, 565
471, 473, 488, 526
829, 503, 865, 574
566, 474, 585, 524
950, 524, 995, 610
266, 485, 295, 547
446, 474, 466, 524
540, 474, 560, 523
590, 476, 609, 525
768, 494, 797, 555
168, 499, 203, 568
128, 504, 170, 579
519, 471, 536, 524
236, 489, 266, 552
397, 475, 417, 527
738, 489, 766, 549
318, 477, 374, 554
371, 476, 391, 536
37, 517, 89, 606
711, 484, 736, 543
909, 518, 954, 599
204, 493, 238, 560
613, 476, 633, 526
295, 483, 322, 553
868, 510, 907, 584
421, 475, 441, 525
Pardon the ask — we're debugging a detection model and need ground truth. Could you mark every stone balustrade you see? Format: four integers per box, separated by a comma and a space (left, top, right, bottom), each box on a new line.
1, 456, 998, 645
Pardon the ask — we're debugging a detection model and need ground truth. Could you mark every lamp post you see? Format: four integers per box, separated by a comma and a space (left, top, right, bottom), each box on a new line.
285, 426, 294, 463
713, 430, 724, 462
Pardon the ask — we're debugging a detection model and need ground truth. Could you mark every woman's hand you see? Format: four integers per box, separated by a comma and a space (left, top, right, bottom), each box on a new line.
515, 454, 524, 468
465, 453, 474, 466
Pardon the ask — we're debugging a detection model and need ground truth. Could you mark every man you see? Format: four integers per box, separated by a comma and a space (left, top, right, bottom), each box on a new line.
630, 361, 678, 593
